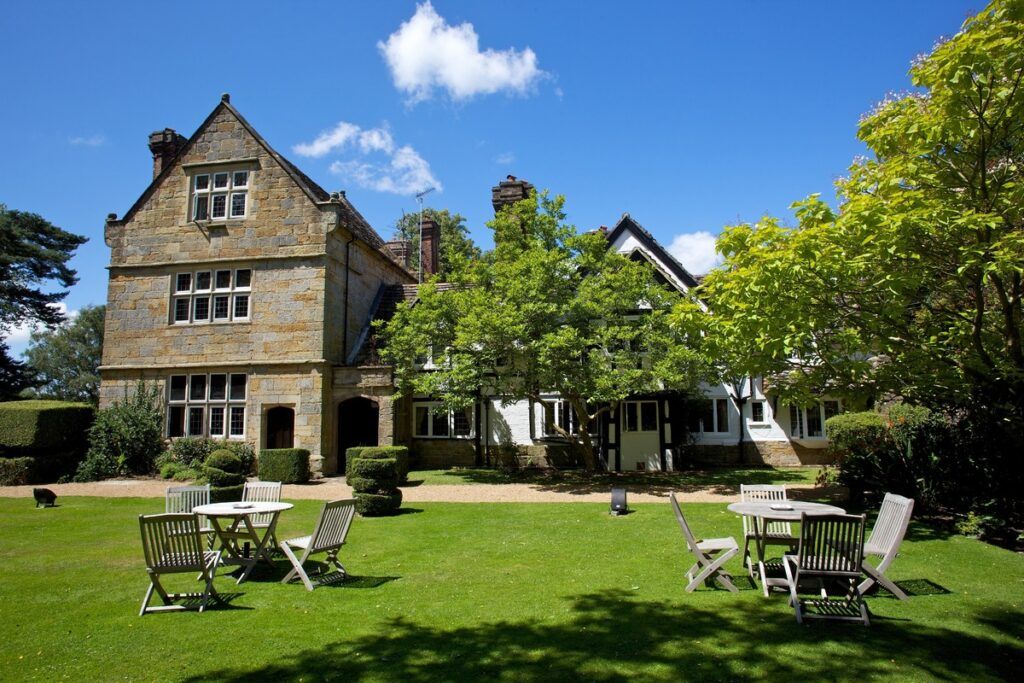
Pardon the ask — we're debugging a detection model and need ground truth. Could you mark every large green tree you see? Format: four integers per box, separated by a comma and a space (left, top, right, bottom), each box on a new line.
391, 208, 480, 278
23, 304, 105, 404
689, 0, 1024, 430
380, 191, 711, 469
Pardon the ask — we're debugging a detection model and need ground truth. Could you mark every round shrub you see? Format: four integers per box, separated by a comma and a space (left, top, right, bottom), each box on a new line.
206, 449, 242, 473
159, 461, 183, 479
349, 457, 398, 482
354, 490, 403, 517
210, 484, 245, 503
203, 466, 244, 487
345, 446, 409, 483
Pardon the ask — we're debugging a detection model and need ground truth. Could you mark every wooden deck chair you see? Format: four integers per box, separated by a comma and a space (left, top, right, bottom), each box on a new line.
859, 493, 914, 600
280, 499, 356, 591
782, 513, 869, 625
669, 493, 739, 593
165, 484, 215, 546
138, 513, 222, 616
242, 481, 283, 549
739, 484, 798, 575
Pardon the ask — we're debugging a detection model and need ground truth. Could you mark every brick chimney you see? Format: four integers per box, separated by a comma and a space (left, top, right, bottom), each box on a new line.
384, 239, 412, 267
420, 215, 440, 278
148, 128, 188, 179
491, 175, 534, 214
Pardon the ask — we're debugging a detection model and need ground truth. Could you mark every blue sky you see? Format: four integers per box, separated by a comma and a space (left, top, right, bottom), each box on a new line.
1, 0, 981, 354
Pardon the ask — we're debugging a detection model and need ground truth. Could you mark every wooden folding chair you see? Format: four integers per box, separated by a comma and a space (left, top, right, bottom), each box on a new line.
280, 499, 356, 591
242, 481, 283, 549
860, 493, 914, 600
782, 512, 869, 625
739, 484, 798, 576
138, 513, 222, 616
165, 484, 215, 547
669, 493, 739, 592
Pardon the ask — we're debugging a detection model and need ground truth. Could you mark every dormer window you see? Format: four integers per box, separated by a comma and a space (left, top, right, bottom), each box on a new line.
191, 168, 250, 221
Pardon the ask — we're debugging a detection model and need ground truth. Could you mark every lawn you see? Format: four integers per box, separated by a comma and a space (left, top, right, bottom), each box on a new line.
407, 465, 821, 491
0, 497, 1020, 682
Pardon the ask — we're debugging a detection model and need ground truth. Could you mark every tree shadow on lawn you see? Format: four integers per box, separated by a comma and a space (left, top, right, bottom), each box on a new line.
419, 467, 816, 498
182, 589, 1021, 682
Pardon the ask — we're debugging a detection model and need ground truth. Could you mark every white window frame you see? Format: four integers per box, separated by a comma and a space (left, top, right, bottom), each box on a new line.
167, 372, 247, 439
622, 400, 659, 433
788, 400, 842, 440
749, 400, 767, 425
171, 268, 252, 325
693, 397, 730, 435
413, 402, 475, 439
190, 168, 251, 222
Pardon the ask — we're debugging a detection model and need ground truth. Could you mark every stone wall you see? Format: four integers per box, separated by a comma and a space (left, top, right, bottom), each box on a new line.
681, 441, 836, 467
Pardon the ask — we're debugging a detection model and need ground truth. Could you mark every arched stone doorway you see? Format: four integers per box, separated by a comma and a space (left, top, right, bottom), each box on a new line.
266, 406, 295, 449
337, 397, 379, 472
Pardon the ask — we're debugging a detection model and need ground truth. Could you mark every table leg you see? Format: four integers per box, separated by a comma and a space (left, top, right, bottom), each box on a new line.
235, 516, 262, 584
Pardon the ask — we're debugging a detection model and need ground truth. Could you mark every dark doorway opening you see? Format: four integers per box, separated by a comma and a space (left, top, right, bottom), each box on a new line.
266, 406, 295, 449
337, 397, 379, 473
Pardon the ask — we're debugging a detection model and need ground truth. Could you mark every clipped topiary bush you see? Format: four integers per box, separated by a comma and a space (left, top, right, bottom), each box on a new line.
354, 491, 403, 516
257, 448, 310, 484
0, 400, 95, 482
0, 457, 35, 485
349, 454, 401, 516
203, 449, 245, 501
345, 446, 409, 483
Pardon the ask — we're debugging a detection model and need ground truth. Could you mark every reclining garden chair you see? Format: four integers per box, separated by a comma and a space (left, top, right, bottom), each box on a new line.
280, 498, 356, 591
138, 513, 222, 616
670, 493, 739, 593
860, 493, 914, 600
740, 484, 798, 576
782, 512, 869, 625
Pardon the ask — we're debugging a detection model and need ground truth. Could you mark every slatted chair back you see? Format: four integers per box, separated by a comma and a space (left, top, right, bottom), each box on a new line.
243, 481, 283, 526
309, 499, 356, 553
140, 513, 206, 572
740, 484, 793, 538
669, 493, 701, 554
865, 493, 914, 557
796, 513, 866, 577
166, 484, 211, 526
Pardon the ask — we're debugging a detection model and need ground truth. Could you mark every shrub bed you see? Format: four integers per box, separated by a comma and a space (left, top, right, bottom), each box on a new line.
348, 453, 402, 516
257, 448, 310, 484
0, 400, 94, 482
0, 457, 35, 486
345, 446, 409, 483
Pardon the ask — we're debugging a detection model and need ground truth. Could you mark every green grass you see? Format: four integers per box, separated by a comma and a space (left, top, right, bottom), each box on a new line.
407, 465, 821, 491
0, 497, 1020, 682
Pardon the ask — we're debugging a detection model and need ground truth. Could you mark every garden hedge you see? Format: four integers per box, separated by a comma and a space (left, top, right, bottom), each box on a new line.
0, 457, 35, 486
0, 401, 94, 481
345, 446, 409, 483
210, 484, 245, 503
257, 448, 310, 484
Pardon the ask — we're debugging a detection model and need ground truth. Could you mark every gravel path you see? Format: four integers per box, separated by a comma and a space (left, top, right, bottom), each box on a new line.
0, 477, 830, 504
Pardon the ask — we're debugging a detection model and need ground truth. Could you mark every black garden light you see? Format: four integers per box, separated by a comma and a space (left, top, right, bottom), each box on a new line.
610, 487, 628, 516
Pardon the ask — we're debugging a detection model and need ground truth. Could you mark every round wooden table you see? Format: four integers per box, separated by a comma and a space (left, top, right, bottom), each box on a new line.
194, 501, 293, 584
727, 500, 846, 596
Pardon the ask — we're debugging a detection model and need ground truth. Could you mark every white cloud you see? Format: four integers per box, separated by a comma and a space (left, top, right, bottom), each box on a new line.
69, 134, 106, 147
295, 121, 440, 196
667, 231, 723, 275
493, 151, 515, 165
378, 1, 545, 103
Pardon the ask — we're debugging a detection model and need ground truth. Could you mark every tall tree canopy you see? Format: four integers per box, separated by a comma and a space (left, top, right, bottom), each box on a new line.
0, 204, 87, 332
380, 191, 711, 469
391, 208, 480, 278
23, 304, 105, 404
0, 340, 34, 400
688, 0, 1024, 429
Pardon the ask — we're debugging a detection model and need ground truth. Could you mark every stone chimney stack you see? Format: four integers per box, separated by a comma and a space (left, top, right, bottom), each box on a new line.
148, 128, 188, 179
420, 215, 440, 278
491, 175, 535, 214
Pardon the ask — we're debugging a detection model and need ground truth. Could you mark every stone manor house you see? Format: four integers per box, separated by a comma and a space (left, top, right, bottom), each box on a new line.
99, 97, 838, 476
